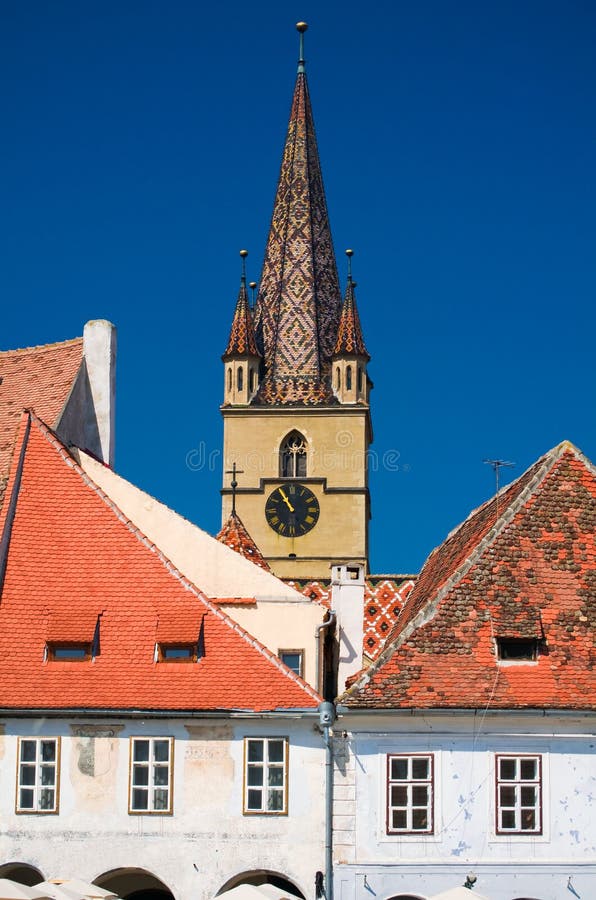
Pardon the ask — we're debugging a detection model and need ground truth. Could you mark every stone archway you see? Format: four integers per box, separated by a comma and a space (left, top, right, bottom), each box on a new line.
216, 870, 305, 898
94, 868, 175, 900
0, 864, 44, 887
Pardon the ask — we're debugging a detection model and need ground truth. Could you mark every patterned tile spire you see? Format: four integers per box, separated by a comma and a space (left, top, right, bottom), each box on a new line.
333, 253, 370, 358
216, 511, 272, 571
223, 250, 260, 359
253, 23, 342, 405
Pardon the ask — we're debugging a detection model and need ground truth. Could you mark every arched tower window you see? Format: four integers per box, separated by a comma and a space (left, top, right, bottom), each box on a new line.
346, 365, 352, 391
358, 366, 363, 392
336, 366, 341, 390
237, 366, 243, 391
249, 368, 255, 393
280, 431, 307, 478
227, 368, 232, 393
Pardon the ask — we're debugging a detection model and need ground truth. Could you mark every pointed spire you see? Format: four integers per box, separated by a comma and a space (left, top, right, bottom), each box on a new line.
253, 23, 342, 406
216, 511, 272, 571
334, 250, 370, 358
223, 250, 260, 359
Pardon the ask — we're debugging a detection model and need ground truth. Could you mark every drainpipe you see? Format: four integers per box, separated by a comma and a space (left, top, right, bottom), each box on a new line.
315, 610, 336, 697
318, 701, 336, 900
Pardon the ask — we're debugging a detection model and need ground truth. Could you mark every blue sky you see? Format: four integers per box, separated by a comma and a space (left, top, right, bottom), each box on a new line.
2, 1, 595, 573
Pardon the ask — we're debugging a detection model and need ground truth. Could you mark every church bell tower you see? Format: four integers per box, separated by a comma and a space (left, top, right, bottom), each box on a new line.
221, 23, 372, 579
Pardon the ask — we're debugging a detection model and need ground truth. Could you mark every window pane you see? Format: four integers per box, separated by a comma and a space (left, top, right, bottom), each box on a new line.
41, 741, 56, 762
19, 788, 34, 809
133, 767, 149, 786
392, 809, 407, 830
391, 758, 408, 780
132, 788, 148, 810
153, 789, 168, 810
391, 785, 407, 806
501, 810, 516, 829
247, 789, 262, 810
153, 740, 170, 762
499, 758, 516, 780
521, 809, 536, 830
521, 786, 536, 806
247, 766, 263, 786
268, 789, 284, 811
133, 741, 149, 762
268, 741, 284, 763
268, 767, 284, 787
248, 741, 263, 762
20, 765, 35, 786
20, 741, 36, 762
154, 767, 169, 787
40, 765, 55, 786
520, 758, 537, 780
499, 786, 516, 807
412, 809, 428, 830
296, 454, 306, 477
280, 652, 301, 675
412, 758, 429, 779
39, 788, 54, 810
412, 785, 428, 806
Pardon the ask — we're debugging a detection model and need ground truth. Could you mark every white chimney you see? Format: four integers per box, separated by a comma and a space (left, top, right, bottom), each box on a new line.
331, 562, 365, 693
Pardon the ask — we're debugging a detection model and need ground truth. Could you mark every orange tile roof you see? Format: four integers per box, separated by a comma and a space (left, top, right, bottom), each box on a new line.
222, 280, 260, 359
0, 337, 83, 505
216, 512, 271, 571
343, 442, 596, 709
333, 280, 369, 359
0, 413, 320, 713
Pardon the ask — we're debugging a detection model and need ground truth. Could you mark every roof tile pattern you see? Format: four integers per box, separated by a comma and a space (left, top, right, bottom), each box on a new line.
216, 511, 272, 571
0, 414, 320, 712
223, 281, 260, 359
0, 337, 83, 505
333, 280, 370, 359
344, 443, 596, 709
252, 70, 342, 406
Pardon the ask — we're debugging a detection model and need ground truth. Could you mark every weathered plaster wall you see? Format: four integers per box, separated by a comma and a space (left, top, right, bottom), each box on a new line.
1, 717, 326, 900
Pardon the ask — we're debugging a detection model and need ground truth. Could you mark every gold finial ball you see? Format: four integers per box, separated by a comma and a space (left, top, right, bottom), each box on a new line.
296, 21, 308, 33
345, 248, 354, 257
249, 281, 257, 289
239, 249, 248, 258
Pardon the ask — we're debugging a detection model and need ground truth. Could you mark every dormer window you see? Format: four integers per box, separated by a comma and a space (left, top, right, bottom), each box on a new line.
497, 638, 538, 662
280, 431, 307, 478
48, 643, 91, 661
158, 644, 197, 662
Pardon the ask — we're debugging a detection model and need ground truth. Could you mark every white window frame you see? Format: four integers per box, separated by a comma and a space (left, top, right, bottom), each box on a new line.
243, 737, 288, 815
129, 737, 174, 815
16, 737, 60, 814
495, 754, 542, 834
387, 753, 434, 834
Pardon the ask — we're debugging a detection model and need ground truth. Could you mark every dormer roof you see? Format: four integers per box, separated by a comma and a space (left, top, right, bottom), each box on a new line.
216, 511, 271, 571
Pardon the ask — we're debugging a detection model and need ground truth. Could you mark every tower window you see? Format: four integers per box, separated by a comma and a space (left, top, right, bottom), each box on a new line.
346, 365, 352, 391
249, 367, 255, 393
336, 367, 341, 390
227, 368, 232, 393
280, 431, 307, 478
358, 367, 363, 392
237, 366, 243, 391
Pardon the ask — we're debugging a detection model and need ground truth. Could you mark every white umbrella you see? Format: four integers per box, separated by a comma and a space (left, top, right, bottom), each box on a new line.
37, 884, 116, 900
216, 886, 301, 900
430, 887, 490, 900
0, 881, 52, 900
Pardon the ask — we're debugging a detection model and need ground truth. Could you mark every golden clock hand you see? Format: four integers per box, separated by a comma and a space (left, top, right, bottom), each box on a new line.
279, 488, 295, 513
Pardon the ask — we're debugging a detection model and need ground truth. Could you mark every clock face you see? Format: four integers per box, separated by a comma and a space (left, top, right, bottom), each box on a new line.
265, 483, 320, 537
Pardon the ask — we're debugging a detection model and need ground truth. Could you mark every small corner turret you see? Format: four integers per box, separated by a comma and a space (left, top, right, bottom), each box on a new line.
332, 250, 370, 405
222, 250, 261, 406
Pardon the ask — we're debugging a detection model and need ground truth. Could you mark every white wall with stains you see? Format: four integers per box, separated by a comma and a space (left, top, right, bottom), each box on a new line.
333, 709, 596, 900
0, 715, 326, 900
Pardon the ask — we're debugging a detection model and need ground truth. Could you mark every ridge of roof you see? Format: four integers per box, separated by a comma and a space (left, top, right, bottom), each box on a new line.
0, 335, 83, 356
0, 412, 321, 710
333, 280, 370, 358
216, 511, 271, 571
252, 64, 342, 406
222, 281, 260, 359
343, 440, 595, 703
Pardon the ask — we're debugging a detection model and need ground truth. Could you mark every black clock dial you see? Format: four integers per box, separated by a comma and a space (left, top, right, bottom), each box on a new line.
265, 483, 320, 537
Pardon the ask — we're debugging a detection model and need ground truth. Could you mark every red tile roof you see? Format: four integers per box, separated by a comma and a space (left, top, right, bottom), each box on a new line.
222, 281, 260, 359
0, 413, 320, 713
216, 512, 272, 571
333, 280, 369, 359
0, 337, 83, 505
343, 442, 596, 709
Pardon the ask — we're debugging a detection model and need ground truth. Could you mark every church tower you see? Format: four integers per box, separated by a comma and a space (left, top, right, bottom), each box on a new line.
221, 23, 372, 579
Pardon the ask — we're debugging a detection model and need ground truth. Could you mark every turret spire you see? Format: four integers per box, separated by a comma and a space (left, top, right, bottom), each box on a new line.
334, 250, 370, 359
222, 250, 260, 359
252, 23, 342, 406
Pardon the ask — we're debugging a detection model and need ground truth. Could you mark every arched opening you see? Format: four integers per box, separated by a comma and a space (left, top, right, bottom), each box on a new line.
386, 895, 425, 900
227, 367, 232, 393
216, 870, 304, 898
336, 366, 341, 390
237, 366, 243, 392
94, 868, 174, 900
346, 365, 352, 391
249, 367, 255, 393
0, 864, 44, 886
358, 366, 363, 393
279, 431, 307, 478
